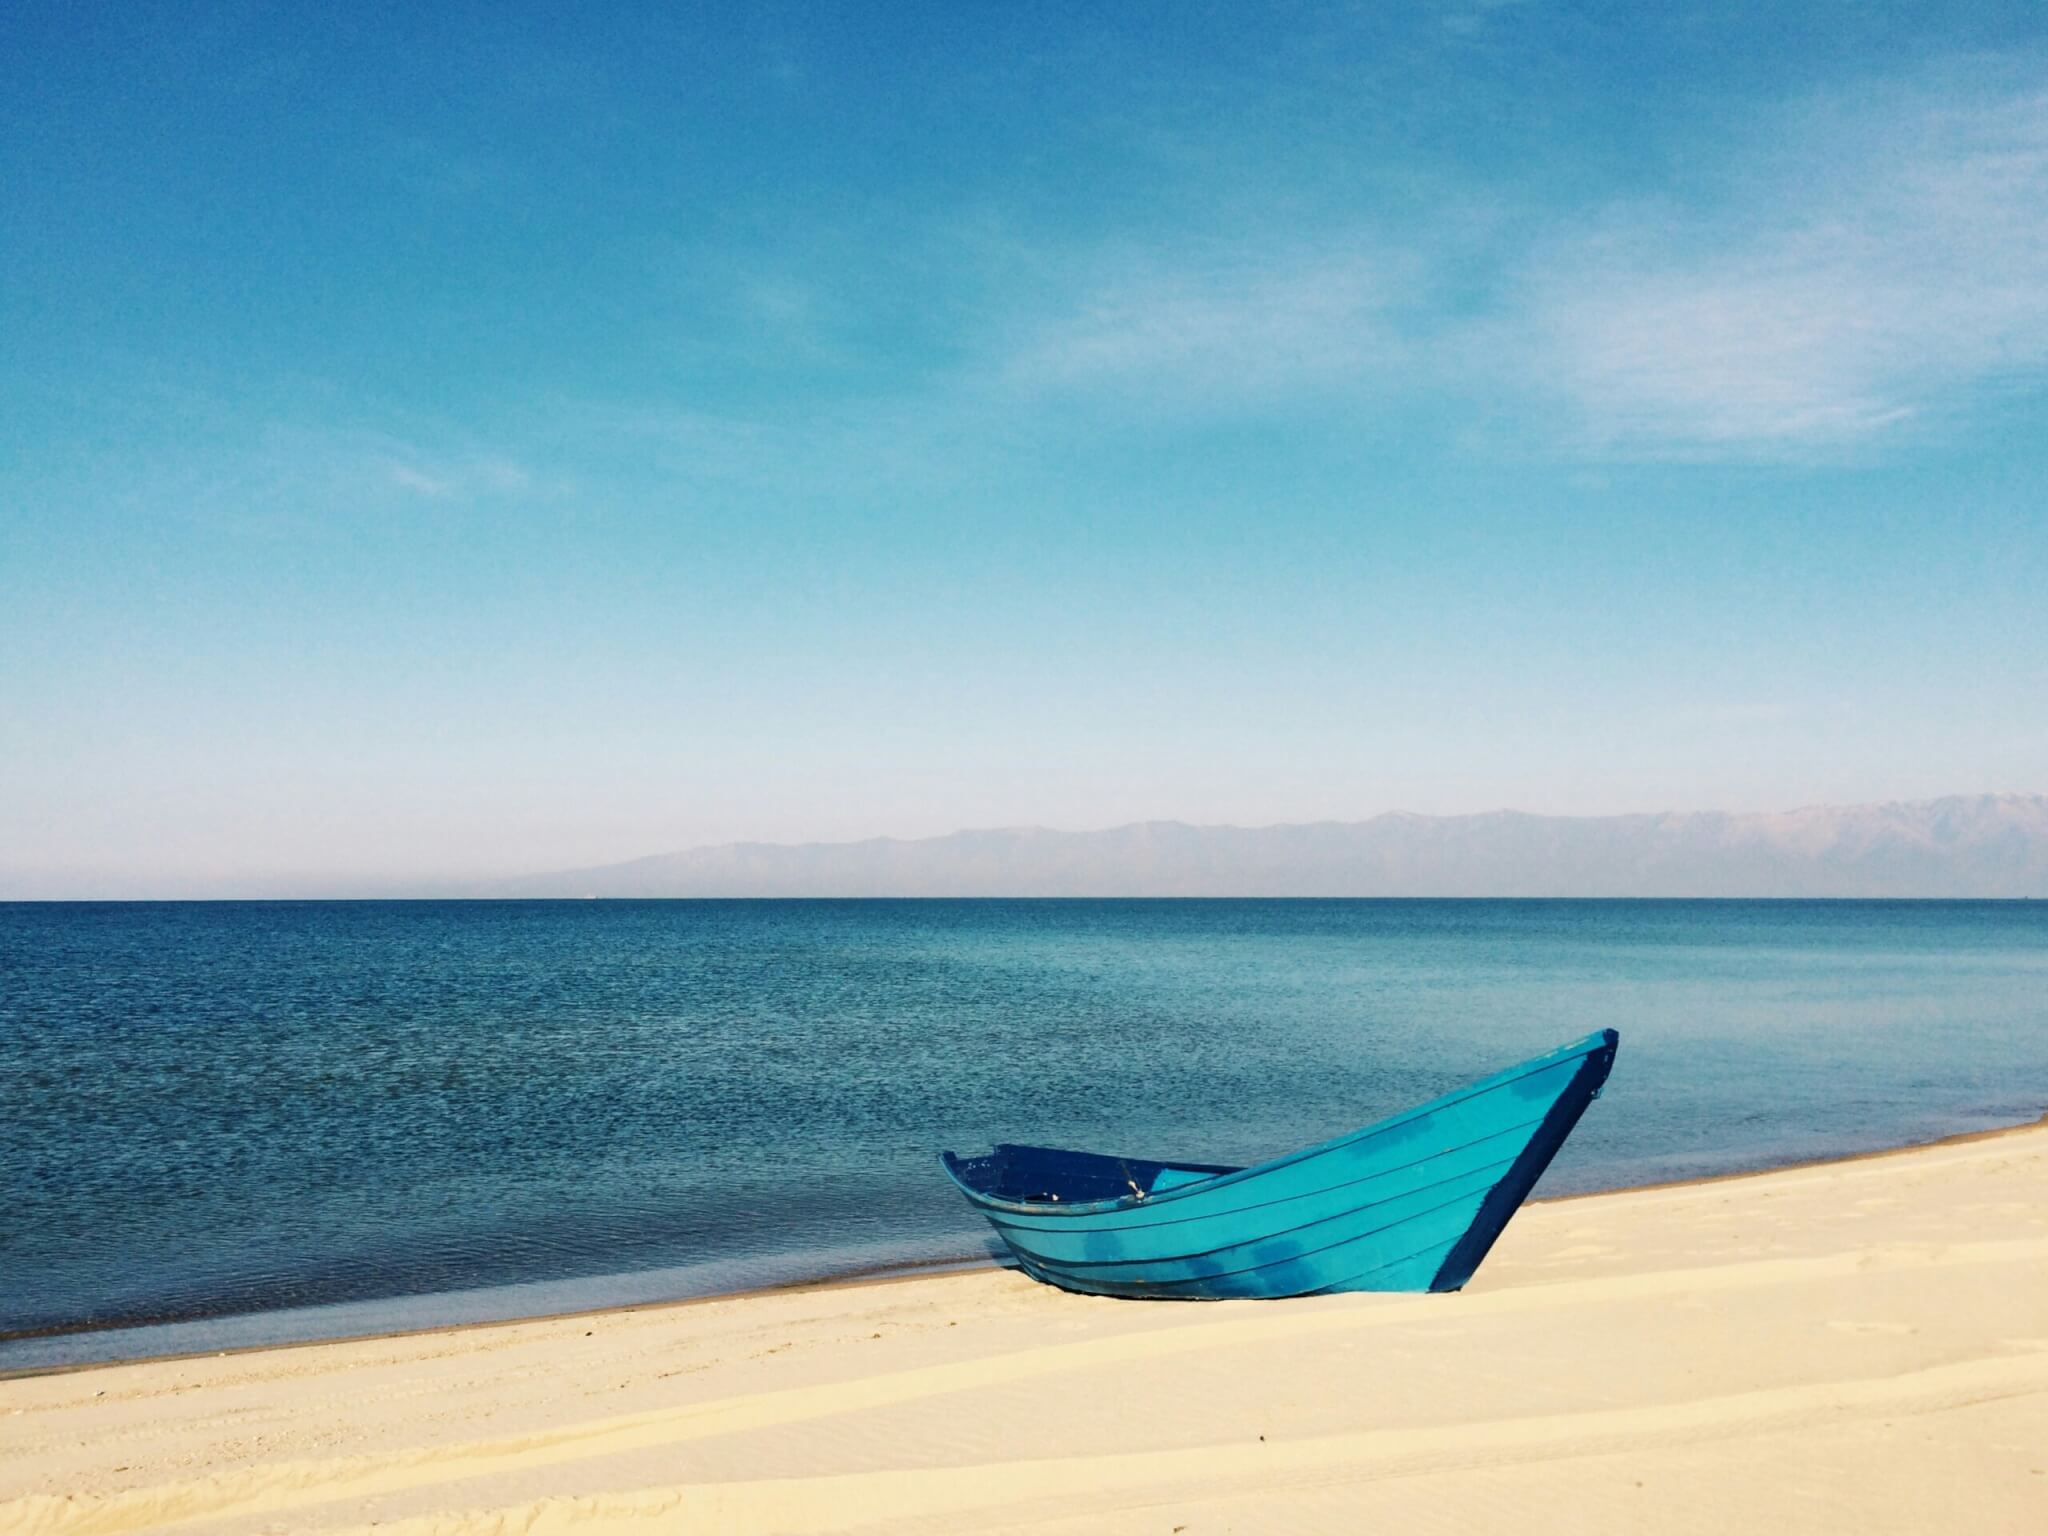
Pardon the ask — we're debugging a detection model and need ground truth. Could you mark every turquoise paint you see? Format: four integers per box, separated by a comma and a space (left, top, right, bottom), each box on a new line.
942, 1030, 1619, 1299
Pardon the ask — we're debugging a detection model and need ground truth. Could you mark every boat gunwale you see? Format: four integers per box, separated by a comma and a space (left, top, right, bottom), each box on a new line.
940, 1028, 1616, 1219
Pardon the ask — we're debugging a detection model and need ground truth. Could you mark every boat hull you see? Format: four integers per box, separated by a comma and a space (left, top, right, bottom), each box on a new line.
941, 1029, 1618, 1299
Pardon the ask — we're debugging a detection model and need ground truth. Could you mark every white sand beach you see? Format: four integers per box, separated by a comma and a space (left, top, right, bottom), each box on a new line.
4, 1121, 2045, 1535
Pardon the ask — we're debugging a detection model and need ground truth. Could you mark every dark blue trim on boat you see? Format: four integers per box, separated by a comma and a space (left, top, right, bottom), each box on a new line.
1427, 1031, 1618, 1292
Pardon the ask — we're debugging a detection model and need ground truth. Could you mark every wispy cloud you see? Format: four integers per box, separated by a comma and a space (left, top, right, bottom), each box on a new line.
267, 62, 2046, 489
1001, 249, 1413, 408
231, 425, 544, 512
106, 414, 553, 540
382, 453, 533, 499
1512, 73, 2048, 457
980, 63, 2048, 462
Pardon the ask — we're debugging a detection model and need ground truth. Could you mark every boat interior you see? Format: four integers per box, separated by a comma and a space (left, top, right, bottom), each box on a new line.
945, 1142, 1242, 1205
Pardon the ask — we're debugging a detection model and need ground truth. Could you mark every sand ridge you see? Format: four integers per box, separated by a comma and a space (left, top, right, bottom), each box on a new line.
4, 1123, 2045, 1534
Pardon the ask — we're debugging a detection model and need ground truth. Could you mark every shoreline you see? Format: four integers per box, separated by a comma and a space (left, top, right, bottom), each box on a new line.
1549, 1104, 2048, 1200
5, 1110, 2043, 1534
10, 1107, 2042, 1382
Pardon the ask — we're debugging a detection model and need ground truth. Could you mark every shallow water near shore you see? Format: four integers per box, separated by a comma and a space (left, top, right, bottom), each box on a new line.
3, 898, 2045, 1370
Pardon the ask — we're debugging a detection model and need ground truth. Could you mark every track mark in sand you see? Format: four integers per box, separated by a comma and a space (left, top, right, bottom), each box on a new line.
324, 1350, 2048, 1536
8, 1237, 2046, 1536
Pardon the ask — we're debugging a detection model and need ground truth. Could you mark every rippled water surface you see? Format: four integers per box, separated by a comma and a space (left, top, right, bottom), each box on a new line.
3, 899, 2044, 1368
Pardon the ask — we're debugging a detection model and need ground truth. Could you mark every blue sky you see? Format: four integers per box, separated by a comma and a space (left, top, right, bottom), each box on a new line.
3, 2, 2046, 893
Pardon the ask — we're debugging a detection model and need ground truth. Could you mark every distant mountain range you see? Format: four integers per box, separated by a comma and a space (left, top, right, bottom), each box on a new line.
487, 794, 2048, 898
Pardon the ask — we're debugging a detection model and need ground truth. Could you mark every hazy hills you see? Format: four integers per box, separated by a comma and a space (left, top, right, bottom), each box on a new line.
489, 794, 2048, 898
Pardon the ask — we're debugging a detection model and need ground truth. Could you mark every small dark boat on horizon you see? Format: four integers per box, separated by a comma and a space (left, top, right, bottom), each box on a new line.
941, 1029, 1619, 1300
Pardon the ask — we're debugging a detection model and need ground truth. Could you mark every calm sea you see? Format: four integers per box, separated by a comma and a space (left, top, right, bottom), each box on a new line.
3, 899, 2044, 1370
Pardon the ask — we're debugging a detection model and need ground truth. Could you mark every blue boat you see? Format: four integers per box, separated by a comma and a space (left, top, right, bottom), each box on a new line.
941, 1029, 1618, 1299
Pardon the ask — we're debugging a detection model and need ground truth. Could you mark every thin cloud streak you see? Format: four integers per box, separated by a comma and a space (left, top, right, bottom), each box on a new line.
111, 418, 553, 541
220, 64, 2045, 505
977, 64, 2048, 462
384, 453, 534, 499
1520, 76, 2048, 457
1002, 250, 1410, 407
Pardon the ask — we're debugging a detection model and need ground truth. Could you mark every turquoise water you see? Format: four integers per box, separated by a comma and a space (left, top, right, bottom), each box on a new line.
3, 899, 2044, 1369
